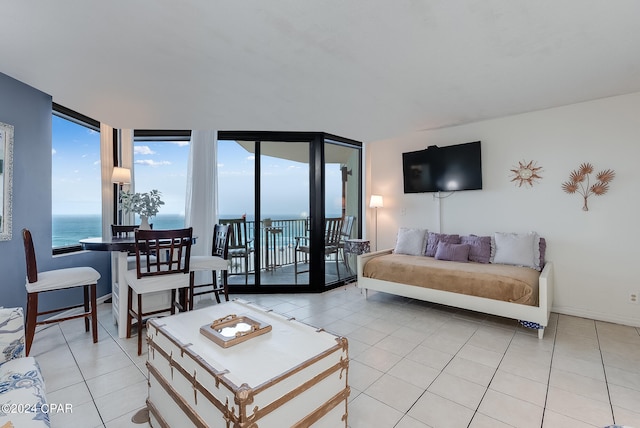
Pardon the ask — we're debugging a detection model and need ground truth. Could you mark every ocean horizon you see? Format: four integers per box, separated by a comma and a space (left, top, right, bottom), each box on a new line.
52, 213, 327, 248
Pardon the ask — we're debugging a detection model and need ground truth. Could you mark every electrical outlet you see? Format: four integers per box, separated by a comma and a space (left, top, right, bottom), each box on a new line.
629, 291, 640, 304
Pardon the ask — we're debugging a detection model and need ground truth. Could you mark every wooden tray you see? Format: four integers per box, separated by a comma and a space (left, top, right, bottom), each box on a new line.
200, 314, 272, 348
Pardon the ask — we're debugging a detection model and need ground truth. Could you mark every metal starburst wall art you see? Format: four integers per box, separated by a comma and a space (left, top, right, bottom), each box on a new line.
561, 163, 615, 211
510, 160, 543, 187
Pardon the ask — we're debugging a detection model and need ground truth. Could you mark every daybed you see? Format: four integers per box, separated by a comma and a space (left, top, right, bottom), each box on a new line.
357, 230, 554, 339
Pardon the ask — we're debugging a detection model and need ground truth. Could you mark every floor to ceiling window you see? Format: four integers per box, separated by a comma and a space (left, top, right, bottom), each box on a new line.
218, 131, 362, 293
51, 105, 101, 253
131, 132, 190, 229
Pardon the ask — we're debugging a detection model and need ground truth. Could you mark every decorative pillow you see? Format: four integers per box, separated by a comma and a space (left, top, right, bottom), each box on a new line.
0, 307, 25, 365
425, 232, 460, 257
435, 242, 470, 262
393, 227, 428, 256
492, 232, 541, 270
539, 237, 546, 268
460, 235, 491, 263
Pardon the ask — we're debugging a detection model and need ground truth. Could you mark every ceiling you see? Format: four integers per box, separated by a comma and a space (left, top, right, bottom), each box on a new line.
2, 1, 640, 142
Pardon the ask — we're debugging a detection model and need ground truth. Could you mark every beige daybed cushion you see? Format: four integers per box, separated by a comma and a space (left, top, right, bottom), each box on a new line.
362, 254, 540, 306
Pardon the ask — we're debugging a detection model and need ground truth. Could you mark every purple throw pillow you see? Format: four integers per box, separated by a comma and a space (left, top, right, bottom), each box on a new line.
460, 235, 491, 264
435, 242, 470, 262
425, 232, 461, 257
539, 237, 546, 268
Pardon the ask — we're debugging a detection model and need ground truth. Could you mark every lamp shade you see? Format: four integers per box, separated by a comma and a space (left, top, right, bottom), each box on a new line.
369, 194, 384, 208
111, 167, 131, 184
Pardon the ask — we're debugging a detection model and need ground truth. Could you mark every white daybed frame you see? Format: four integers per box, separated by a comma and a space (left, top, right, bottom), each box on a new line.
357, 249, 554, 339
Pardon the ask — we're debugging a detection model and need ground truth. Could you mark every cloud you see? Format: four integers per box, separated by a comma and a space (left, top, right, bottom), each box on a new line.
169, 140, 189, 147
247, 155, 255, 161
134, 145, 156, 155
135, 159, 172, 167
52, 148, 57, 155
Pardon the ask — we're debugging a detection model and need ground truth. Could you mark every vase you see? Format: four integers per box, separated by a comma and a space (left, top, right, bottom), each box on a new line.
139, 216, 151, 230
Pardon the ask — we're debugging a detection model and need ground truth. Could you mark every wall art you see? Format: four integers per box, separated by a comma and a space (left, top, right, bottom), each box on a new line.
510, 160, 543, 187
561, 163, 615, 211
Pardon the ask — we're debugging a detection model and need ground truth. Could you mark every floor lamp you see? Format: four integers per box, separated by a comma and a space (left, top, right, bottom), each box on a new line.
111, 167, 131, 225
369, 195, 383, 251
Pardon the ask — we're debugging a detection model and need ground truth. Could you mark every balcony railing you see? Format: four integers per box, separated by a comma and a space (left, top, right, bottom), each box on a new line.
221, 218, 310, 275
219, 217, 356, 283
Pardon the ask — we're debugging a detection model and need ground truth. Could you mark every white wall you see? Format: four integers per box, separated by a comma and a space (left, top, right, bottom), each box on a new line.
366, 91, 640, 327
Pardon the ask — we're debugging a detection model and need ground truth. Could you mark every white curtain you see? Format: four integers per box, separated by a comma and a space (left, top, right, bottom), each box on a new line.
185, 130, 218, 257
100, 123, 115, 239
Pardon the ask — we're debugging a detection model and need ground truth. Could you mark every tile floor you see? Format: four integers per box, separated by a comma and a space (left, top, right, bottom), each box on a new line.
30, 284, 640, 427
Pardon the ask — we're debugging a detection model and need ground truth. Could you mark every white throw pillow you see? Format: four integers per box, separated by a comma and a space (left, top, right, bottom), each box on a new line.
492, 231, 541, 270
394, 227, 428, 256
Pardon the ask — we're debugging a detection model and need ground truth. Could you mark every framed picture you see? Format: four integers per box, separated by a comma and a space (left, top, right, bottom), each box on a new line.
0, 121, 14, 241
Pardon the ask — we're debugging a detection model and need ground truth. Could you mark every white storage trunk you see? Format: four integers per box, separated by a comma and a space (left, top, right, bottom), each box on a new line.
146, 299, 349, 428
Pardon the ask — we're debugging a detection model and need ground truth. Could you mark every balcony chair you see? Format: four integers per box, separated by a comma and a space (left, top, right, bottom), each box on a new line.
337, 215, 355, 260
294, 217, 343, 284
220, 218, 254, 285
22, 228, 100, 356
188, 223, 231, 310
125, 227, 192, 355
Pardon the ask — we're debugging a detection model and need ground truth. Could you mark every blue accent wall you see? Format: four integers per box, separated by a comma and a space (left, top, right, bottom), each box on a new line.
0, 72, 111, 311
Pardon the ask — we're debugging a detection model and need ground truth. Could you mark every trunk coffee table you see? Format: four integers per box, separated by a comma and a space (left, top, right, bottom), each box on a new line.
145, 299, 349, 427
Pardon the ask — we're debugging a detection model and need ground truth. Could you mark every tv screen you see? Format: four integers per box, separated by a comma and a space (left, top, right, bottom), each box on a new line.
402, 141, 482, 193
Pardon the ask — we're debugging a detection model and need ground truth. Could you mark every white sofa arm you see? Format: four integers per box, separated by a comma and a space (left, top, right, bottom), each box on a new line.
0, 307, 26, 365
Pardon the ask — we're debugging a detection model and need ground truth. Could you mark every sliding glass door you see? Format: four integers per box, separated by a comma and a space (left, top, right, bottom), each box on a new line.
260, 141, 310, 286
218, 132, 361, 293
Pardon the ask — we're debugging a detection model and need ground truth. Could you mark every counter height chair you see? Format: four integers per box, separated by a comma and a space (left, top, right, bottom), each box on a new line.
188, 224, 231, 310
22, 228, 100, 356
111, 224, 154, 269
125, 227, 192, 355
220, 218, 254, 285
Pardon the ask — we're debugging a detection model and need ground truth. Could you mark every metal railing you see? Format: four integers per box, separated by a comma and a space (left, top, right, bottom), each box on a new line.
221, 217, 354, 279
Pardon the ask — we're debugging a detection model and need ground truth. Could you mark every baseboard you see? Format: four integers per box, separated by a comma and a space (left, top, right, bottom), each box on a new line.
552, 304, 640, 328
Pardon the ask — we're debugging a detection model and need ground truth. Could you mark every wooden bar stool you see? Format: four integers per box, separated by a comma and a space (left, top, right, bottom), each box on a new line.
22, 228, 100, 356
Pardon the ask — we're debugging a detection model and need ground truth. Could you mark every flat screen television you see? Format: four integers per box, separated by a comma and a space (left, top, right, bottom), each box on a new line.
402, 141, 482, 193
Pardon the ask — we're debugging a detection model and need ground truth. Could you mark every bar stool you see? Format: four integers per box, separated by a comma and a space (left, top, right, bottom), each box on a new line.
188, 224, 231, 309
22, 228, 100, 356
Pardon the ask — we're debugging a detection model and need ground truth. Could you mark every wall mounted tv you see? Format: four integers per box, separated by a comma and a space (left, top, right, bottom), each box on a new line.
402, 141, 482, 193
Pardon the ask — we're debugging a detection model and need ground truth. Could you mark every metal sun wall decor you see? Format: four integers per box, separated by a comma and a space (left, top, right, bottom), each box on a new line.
510, 160, 543, 187
561, 163, 615, 211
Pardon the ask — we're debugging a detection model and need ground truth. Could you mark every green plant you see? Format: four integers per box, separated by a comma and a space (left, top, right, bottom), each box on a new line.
120, 189, 164, 217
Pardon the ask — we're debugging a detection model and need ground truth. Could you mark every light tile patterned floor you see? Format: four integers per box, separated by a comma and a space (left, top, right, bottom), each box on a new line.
30, 284, 640, 427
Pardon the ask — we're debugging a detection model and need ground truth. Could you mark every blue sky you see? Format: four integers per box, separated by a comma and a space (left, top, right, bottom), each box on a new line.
52, 115, 102, 215
52, 118, 344, 217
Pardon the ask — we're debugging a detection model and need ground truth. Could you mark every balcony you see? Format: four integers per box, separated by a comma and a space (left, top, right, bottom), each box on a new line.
221, 218, 355, 286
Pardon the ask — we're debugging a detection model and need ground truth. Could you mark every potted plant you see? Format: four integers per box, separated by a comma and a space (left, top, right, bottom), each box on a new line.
120, 189, 164, 229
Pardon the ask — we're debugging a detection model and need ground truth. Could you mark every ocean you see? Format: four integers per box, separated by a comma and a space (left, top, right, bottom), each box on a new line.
52, 213, 329, 248
52, 214, 187, 248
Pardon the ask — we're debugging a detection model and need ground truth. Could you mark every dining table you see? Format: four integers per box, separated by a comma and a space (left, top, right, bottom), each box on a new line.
80, 235, 196, 338
80, 236, 141, 338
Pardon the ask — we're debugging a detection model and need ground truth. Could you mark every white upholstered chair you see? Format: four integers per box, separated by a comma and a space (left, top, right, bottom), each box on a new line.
22, 228, 100, 356
188, 223, 231, 310
125, 227, 192, 355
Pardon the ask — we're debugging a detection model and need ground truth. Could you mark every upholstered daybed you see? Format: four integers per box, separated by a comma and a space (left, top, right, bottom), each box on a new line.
356, 229, 554, 339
